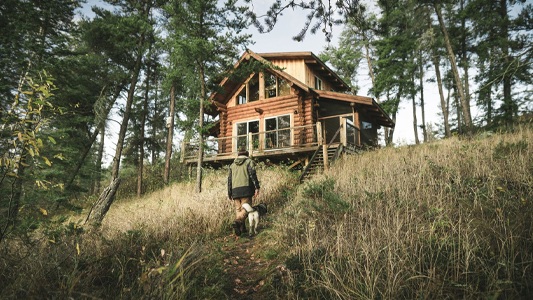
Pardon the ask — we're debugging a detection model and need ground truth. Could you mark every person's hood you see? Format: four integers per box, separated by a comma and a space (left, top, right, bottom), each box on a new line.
234, 155, 248, 165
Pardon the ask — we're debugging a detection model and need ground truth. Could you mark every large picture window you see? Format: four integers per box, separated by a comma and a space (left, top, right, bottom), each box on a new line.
265, 115, 291, 149
236, 120, 259, 151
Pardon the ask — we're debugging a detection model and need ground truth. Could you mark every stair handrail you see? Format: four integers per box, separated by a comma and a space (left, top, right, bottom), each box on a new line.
299, 125, 343, 183
326, 125, 342, 149
332, 143, 344, 162
299, 144, 322, 183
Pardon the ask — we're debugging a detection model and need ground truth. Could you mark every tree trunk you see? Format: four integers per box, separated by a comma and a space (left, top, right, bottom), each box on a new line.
434, 2, 472, 133
411, 71, 420, 145
453, 84, 462, 134
499, 0, 514, 126
87, 31, 146, 226
69, 83, 122, 191
419, 51, 427, 142
460, 0, 472, 131
386, 88, 401, 146
94, 124, 105, 194
67, 128, 99, 190
195, 64, 207, 193
152, 78, 159, 164
432, 54, 451, 137
137, 61, 151, 197
164, 84, 176, 184
85, 178, 121, 226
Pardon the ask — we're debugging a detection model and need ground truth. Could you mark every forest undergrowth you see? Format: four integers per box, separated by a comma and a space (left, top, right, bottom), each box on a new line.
1, 126, 532, 299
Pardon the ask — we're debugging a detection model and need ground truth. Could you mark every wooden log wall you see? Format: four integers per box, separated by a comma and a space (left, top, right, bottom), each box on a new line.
219, 91, 316, 153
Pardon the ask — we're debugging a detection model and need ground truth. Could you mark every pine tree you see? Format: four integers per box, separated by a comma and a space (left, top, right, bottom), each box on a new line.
163, 0, 251, 193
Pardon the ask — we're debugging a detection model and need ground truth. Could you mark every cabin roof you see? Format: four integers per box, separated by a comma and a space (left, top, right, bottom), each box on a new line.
207, 50, 394, 128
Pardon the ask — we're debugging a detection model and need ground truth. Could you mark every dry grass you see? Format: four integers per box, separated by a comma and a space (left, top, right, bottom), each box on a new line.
271, 127, 533, 299
0, 166, 297, 299
1, 127, 531, 299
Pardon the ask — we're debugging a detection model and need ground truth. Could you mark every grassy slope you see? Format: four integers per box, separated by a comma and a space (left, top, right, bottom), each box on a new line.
1, 127, 531, 299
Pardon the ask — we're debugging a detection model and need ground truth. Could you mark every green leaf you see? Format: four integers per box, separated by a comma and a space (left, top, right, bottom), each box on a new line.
42, 156, 52, 166
48, 136, 56, 144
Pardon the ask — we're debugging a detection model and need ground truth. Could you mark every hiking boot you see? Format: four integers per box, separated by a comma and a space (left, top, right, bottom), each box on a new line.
240, 222, 246, 235
232, 221, 242, 236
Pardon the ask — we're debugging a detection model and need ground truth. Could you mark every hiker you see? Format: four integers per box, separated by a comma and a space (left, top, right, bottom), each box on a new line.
228, 149, 260, 236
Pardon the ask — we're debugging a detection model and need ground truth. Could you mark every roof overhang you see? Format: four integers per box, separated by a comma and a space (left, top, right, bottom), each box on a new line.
313, 90, 395, 128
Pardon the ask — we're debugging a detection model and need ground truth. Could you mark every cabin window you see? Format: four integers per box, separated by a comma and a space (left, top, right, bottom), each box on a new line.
237, 88, 246, 105
265, 115, 291, 149
314, 76, 323, 90
265, 72, 291, 99
362, 121, 372, 129
237, 73, 260, 105
236, 120, 259, 151
249, 73, 260, 102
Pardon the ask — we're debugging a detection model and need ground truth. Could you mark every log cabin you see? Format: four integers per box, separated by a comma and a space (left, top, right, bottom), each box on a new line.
181, 50, 394, 179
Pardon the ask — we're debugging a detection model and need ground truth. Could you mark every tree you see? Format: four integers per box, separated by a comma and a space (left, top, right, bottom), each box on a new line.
468, 0, 533, 128
0, 72, 60, 241
164, 0, 251, 193
85, 0, 156, 226
433, 1, 473, 134
373, 0, 419, 145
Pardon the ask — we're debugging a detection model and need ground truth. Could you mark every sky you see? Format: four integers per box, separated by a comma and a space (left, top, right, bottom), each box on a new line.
238, 1, 447, 146
78, 0, 451, 159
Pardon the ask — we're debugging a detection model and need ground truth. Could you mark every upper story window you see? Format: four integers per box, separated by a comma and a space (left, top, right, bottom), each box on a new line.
314, 76, 323, 90
237, 72, 290, 105
265, 72, 290, 99
237, 73, 260, 105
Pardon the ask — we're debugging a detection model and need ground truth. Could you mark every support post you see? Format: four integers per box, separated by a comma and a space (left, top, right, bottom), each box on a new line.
180, 140, 186, 163
340, 118, 347, 147
248, 132, 253, 157
316, 121, 323, 145
323, 144, 329, 171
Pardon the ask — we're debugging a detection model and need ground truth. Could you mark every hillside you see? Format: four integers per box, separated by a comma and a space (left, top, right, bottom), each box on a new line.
1, 127, 532, 299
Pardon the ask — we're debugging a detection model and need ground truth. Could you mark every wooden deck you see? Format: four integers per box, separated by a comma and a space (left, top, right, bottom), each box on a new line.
181, 124, 320, 166
181, 120, 364, 167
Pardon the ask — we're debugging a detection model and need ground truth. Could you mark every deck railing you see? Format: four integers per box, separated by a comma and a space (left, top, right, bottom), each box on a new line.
181, 124, 318, 161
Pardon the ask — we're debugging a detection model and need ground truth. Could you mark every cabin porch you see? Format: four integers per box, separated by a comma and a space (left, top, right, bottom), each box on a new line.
181, 115, 370, 168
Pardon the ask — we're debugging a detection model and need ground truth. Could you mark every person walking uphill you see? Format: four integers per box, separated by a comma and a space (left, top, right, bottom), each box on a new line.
228, 149, 260, 236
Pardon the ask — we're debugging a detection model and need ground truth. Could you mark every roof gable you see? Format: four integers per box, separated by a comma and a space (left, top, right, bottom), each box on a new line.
209, 50, 310, 107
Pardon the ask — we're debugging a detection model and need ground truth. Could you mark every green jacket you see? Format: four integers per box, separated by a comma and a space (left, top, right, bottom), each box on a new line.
228, 156, 260, 199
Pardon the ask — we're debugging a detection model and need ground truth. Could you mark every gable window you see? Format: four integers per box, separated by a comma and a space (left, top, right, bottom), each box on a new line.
314, 76, 323, 90
264, 72, 291, 99
237, 72, 291, 105
265, 115, 291, 149
236, 120, 259, 151
237, 73, 260, 105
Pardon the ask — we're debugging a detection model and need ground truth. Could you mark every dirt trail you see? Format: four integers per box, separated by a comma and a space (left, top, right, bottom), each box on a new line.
219, 219, 280, 299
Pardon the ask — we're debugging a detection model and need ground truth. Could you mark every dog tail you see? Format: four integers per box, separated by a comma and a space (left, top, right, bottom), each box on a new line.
241, 203, 255, 213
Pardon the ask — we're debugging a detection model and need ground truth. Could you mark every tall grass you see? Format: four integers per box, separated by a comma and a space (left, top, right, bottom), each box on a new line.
1, 128, 531, 299
270, 127, 533, 299
0, 166, 298, 299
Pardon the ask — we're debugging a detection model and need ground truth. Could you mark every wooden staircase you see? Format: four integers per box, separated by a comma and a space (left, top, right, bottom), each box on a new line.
299, 145, 343, 182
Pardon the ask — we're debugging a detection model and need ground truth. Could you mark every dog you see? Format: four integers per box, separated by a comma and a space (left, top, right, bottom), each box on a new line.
241, 203, 268, 236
